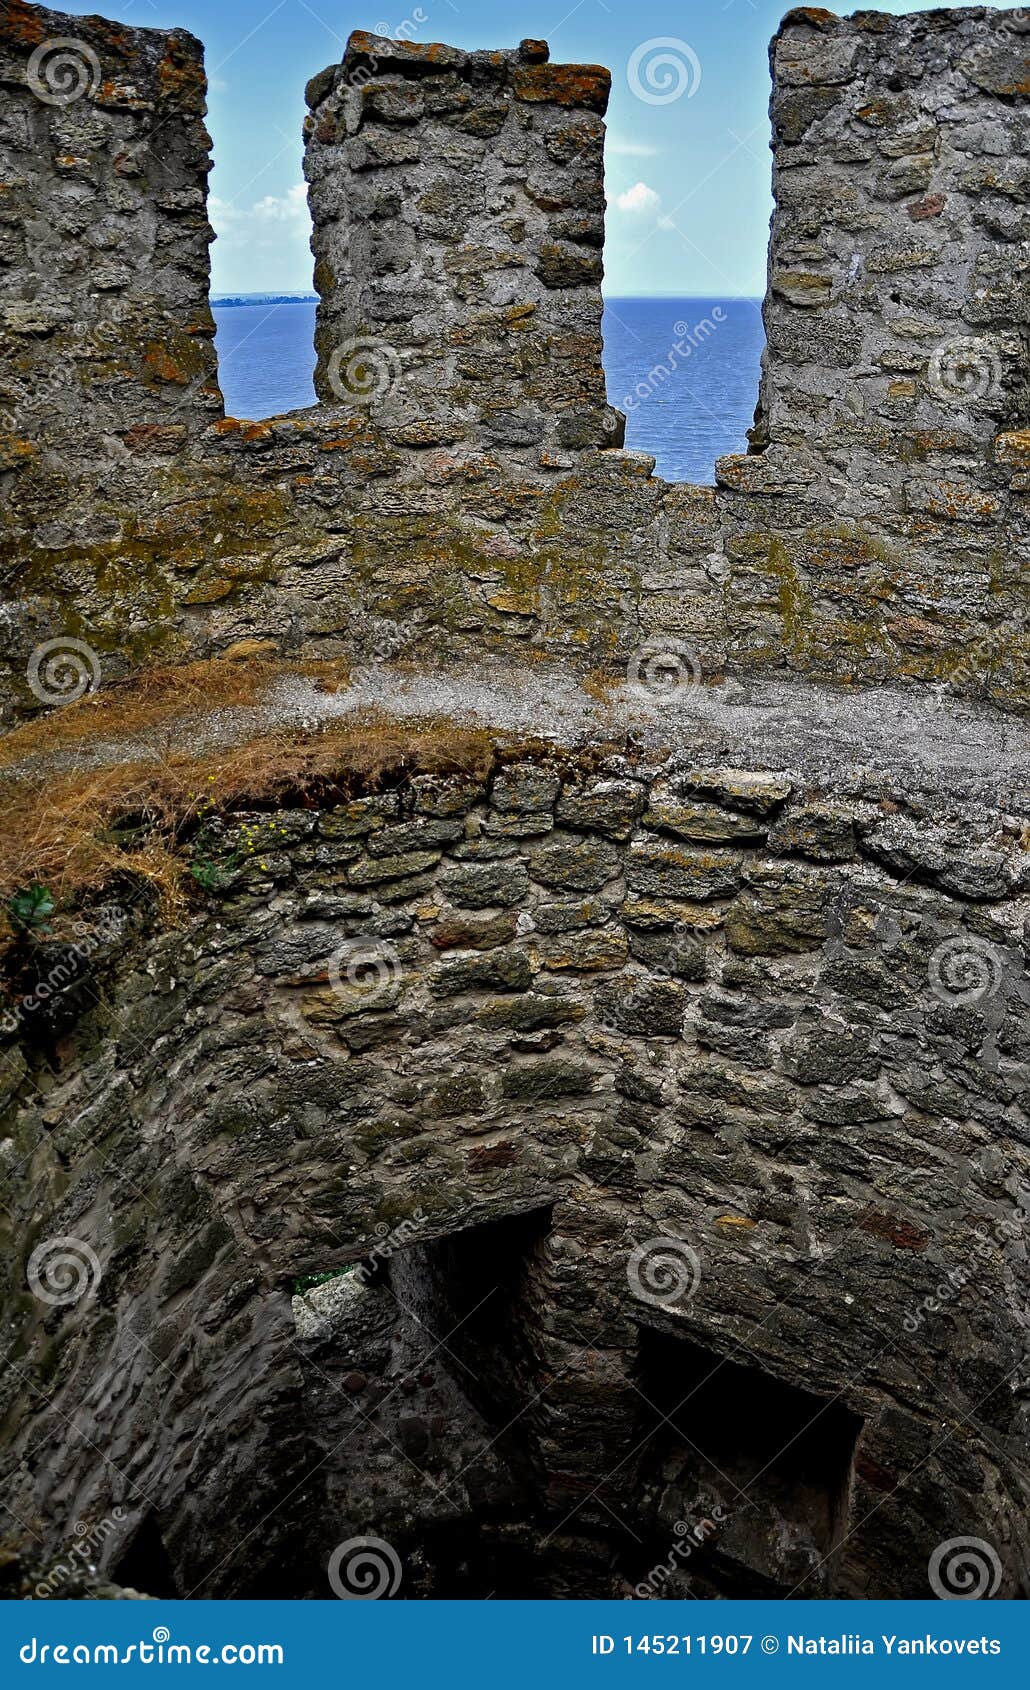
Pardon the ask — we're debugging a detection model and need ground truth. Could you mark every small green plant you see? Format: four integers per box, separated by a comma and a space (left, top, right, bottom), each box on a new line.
187, 811, 242, 893
6, 884, 55, 937
189, 853, 240, 893
292, 1266, 357, 1296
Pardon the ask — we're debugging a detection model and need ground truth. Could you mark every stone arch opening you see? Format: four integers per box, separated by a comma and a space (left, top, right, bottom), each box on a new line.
601, 297, 766, 486
630, 1327, 863, 1598
111, 1513, 179, 1598
212, 296, 317, 424
283, 1204, 562, 1598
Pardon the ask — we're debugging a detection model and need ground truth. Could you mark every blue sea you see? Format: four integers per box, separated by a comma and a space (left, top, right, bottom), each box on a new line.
212, 296, 764, 485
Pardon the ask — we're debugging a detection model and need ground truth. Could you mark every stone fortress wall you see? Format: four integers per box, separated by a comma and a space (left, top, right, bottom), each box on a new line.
0, 2, 1028, 713
1, 749, 1028, 1598
0, 0, 1028, 1603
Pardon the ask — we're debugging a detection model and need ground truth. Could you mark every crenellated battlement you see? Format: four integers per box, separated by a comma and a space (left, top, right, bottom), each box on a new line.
1, 2, 1029, 1605
304, 32, 619, 454
0, 3, 1027, 716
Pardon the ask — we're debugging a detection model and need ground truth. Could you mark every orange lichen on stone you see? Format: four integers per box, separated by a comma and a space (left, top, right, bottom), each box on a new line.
96, 78, 151, 110
781, 7, 839, 29
923, 482, 1002, 522
512, 64, 611, 111
0, 0, 46, 45
0, 435, 37, 469
995, 429, 1030, 467
347, 32, 462, 69
144, 343, 192, 384
158, 37, 207, 112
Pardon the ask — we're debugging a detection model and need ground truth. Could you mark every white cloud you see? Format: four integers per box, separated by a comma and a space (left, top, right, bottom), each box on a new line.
209, 184, 313, 293
606, 135, 659, 158
614, 181, 661, 215
210, 183, 310, 243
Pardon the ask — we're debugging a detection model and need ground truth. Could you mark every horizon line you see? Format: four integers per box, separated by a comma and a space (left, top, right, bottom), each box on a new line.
210, 290, 766, 302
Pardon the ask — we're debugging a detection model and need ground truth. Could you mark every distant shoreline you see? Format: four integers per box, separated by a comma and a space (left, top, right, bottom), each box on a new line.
212, 295, 318, 307
211, 293, 763, 308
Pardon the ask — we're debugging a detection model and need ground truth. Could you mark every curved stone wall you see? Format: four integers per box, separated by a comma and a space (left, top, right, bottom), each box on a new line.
2, 744, 1027, 1597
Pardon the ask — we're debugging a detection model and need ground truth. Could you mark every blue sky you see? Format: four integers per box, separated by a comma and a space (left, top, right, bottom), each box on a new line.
59, 0, 1027, 297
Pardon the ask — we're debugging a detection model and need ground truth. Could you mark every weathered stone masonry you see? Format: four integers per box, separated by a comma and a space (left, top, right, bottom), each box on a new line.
1, 749, 1029, 1597
0, 4, 1028, 713
0, 0, 1029, 1603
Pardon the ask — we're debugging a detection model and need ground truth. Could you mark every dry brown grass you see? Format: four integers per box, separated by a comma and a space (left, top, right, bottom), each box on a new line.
0, 651, 352, 774
0, 710, 502, 936
580, 663, 623, 706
